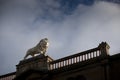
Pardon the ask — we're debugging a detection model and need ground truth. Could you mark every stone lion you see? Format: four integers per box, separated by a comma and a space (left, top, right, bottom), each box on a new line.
24, 38, 49, 59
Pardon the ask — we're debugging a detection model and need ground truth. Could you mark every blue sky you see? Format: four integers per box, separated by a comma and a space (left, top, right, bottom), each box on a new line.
0, 0, 120, 75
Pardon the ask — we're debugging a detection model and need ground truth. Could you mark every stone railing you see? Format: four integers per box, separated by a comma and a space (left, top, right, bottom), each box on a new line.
49, 42, 110, 70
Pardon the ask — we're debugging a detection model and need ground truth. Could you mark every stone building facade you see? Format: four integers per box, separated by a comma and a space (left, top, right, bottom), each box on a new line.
0, 42, 120, 80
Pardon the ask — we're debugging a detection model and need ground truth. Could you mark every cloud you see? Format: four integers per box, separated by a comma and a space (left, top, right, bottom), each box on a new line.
0, 0, 120, 75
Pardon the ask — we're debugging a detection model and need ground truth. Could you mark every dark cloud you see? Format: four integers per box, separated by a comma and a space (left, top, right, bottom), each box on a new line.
0, 0, 120, 75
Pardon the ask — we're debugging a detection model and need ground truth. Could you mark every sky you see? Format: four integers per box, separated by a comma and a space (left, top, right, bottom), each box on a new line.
0, 0, 120, 75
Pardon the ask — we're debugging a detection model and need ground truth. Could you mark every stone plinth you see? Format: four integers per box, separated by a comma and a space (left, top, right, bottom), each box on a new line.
16, 54, 53, 76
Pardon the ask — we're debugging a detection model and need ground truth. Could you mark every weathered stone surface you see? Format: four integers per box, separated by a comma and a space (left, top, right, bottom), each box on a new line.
16, 54, 53, 76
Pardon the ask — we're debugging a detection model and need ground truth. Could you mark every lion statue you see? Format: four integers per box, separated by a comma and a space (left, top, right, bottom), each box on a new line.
24, 38, 49, 59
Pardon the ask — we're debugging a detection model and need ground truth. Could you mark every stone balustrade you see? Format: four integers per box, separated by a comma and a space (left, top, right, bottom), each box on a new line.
49, 42, 110, 70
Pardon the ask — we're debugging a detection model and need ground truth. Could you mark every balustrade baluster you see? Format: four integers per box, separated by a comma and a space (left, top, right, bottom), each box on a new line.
86, 54, 87, 60
56, 63, 58, 68
94, 52, 96, 57
83, 55, 85, 60
65, 60, 66, 66
54, 63, 56, 69
57, 62, 59, 68
89, 53, 91, 59
80, 56, 82, 61
74, 57, 77, 63
97, 50, 99, 56
77, 56, 79, 62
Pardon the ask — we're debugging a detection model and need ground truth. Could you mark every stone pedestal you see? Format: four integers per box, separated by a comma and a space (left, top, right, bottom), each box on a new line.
16, 54, 53, 77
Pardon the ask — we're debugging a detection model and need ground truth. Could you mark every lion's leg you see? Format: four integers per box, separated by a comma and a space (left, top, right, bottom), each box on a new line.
31, 53, 35, 57
43, 51, 46, 55
24, 53, 28, 59
42, 49, 46, 55
24, 49, 31, 59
